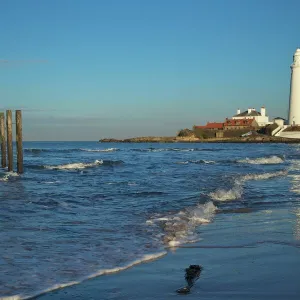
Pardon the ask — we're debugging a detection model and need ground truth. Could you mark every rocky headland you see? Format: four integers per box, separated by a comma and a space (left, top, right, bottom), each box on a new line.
99, 136, 300, 143
99, 127, 300, 143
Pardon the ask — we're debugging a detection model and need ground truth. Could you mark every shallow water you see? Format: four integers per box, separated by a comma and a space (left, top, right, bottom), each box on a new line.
0, 142, 299, 299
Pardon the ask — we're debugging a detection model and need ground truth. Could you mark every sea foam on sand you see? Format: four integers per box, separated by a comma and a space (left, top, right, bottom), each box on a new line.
0, 252, 167, 300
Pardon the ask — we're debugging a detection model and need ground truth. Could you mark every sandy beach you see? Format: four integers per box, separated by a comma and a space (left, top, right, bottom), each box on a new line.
39, 207, 300, 300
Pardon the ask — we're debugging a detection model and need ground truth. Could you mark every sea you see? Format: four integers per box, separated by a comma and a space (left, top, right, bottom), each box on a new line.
0, 141, 299, 299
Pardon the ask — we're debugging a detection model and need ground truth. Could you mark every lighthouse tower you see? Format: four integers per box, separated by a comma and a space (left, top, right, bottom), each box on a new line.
289, 48, 300, 125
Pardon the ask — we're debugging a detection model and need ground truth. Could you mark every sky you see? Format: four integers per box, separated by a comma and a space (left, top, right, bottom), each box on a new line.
0, 0, 299, 141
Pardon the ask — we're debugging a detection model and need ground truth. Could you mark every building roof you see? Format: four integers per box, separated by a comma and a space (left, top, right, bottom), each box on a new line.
233, 110, 261, 117
195, 118, 257, 130
224, 118, 255, 126
195, 122, 224, 129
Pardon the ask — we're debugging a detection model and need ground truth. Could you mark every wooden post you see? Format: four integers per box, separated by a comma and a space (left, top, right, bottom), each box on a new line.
16, 110, 23, 174
0, 113, 6, 168
6, 110, 13, 172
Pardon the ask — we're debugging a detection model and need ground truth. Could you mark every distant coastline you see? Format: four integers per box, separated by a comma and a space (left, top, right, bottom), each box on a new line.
99, 136, 300, 143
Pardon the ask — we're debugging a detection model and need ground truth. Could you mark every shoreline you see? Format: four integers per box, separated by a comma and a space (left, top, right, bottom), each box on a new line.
99, 136, 300, 143
37, 207, 300, 300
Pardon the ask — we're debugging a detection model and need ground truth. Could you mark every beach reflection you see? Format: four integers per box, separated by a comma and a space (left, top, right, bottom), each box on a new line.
289, 174, 300, 194
293, 208, 300, 240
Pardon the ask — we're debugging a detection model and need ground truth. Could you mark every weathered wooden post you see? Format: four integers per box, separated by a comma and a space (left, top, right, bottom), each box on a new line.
0, 112, 6, 168
16, 110, 23, 174
6, 110, 13, 172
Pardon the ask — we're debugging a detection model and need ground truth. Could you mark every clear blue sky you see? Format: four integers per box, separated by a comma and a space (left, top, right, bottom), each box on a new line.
0, 0, 299, 141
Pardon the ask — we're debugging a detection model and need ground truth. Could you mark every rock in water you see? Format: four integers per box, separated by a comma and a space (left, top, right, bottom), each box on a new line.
176, 265, 202, 294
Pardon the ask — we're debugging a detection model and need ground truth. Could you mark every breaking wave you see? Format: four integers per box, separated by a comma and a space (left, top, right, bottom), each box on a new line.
240, 170, 287, 181
209, 170, 287, 201
176, 160, 215, 165
41, 160, 124, 170
0, 171, 19, 182
131, 148, 224, 153
44, 160, 103, 170
2, 252, 166, 300
237, 156, 284, 165
147, 201, 217, 247
80, 148, 119, 152
209, 186, 243, 201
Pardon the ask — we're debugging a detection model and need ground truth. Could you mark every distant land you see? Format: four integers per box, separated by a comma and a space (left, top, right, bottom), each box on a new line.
99, 132, 300, 143
99, 115, 300, 144
99, 137, 300, 143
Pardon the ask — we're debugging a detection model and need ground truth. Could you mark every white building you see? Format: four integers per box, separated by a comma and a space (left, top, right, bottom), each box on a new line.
232, 107, 270, 126
273, 117, 285, 127
289, 48, 300, 125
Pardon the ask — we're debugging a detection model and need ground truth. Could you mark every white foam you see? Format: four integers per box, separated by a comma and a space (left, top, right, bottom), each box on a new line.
44, 160, 103, 170
238, 156, 284, 165
209, 185, 243, 201
147, 201, 217, 247
143, 148, 197, 152
192, 160, 215, 164
288, 159, 300, 171
0, 171, 19, 182
80, 148, 118, 152
173, 148, 195, 152
239, 170, 287, 182
85, 252, 166, 278
209, 170, 287, 201
176, 160, 215, 165
288, 174, 300, 194
1, 252, 166, 300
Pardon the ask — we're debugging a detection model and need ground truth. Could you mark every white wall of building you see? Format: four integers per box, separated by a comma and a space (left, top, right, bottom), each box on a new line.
289, 48, 300, 125
274, 119, 285, 127
232, 107, 270, 126
279, 131, 300, 139
255, 115, 270, 126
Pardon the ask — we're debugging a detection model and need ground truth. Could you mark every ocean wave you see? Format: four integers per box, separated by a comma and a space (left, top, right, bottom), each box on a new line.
2, 252, 166, 300
209, 170, 287, 201
25, 148, 119, 154
209, 185, 243, 201
0, 171, 19, 182
237, 156, 284, 165
44, 160, 104, 170
131, 148, 224, 153
24, 148, 80, 154
239, 170, 287, 181
80, 148, 119, 152
147, 201, 217, 247
24, 148, 46, 154
176, 160, 215, 165
127, 191, 165, 197
288, 174, 300, 194
27, 160, 124, 171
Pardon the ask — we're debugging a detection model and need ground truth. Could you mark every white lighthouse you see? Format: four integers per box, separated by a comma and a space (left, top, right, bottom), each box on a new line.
289, 48, 300, 125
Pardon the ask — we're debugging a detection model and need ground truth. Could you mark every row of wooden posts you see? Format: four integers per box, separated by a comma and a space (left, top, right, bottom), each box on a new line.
0, 110, 23, 174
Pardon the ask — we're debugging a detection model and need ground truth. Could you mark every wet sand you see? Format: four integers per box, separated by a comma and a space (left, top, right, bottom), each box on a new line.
38, 207, 300, 300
